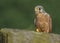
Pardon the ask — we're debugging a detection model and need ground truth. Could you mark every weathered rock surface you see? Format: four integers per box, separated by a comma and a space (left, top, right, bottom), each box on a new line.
0, 28, 60, 43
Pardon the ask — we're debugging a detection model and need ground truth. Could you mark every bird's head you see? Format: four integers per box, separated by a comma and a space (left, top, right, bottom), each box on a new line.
35, 5, 44, 14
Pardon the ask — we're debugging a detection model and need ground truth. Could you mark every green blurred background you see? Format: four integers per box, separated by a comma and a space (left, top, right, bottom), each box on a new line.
0, 0, 60, 34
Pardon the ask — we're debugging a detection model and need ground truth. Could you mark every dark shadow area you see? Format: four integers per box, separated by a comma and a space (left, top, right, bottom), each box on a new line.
0, 32, 8, 43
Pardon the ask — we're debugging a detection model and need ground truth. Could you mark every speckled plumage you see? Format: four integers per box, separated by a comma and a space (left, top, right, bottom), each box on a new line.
34, 5, 52, 33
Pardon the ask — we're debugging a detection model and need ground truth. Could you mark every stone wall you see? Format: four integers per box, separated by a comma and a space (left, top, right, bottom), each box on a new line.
0, 28, 60, 43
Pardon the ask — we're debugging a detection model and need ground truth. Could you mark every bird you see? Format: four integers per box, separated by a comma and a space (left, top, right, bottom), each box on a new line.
34, 5, 52, 33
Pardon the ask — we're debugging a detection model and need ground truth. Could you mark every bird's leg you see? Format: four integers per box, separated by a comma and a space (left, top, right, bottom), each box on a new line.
36, 28, 40, 32
36, 28, 41, 32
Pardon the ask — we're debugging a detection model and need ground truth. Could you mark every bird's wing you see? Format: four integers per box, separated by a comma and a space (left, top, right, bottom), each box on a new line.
49, 15, 52, 32
45, 13, 52, 32
46, 13, 52, 32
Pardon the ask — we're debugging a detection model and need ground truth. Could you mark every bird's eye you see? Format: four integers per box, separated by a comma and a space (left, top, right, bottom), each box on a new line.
39, 8, 41, 10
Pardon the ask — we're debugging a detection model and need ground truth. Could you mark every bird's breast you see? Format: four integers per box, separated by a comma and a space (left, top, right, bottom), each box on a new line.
36, 13, 48, 22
